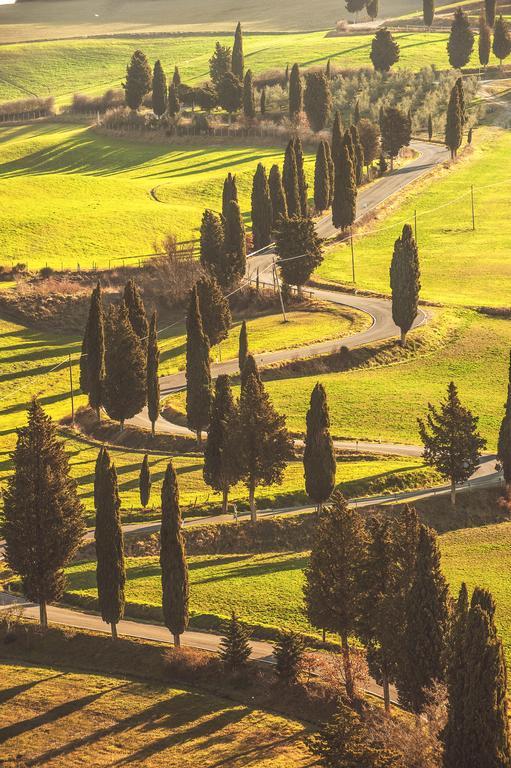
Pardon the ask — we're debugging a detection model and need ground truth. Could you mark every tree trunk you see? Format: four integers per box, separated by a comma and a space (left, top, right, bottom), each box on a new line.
196, 428, 202, 446
340, 631, 355, 701
120, 419, 124, 431
151, 421, 155, 438
249, 480, 257, 522
173, 633, 181, 647
322, 628, 326, 642
382, 672, 391, 713
400, 328, 407, 347
39, 601, 48, 629
450, 479, 457, 507
111, 622, 118, 640
222, 487, 229, 515
96, 407, 101, 423
390, 155, 394, 171
317, 501, 323, 515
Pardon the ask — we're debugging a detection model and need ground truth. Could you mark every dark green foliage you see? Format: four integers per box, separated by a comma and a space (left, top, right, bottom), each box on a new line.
82, 282, 105, 418
3, 400, 85, 626
282, 139, 301, 217
445, 81, 463, 158
314, 141, 331, 213
238, 320, 248, 372
294, 136, 308, 216
160, 460, 189, 646
123, 50, 151, 110
273, 631, 305, 686
103, 302, 147, 429
217, 72, 243, 116
139, 453, 151, 508
80, 320, 89, 395
456, 76, 466, 126
243, 69, 255, 119
357, 118, 380, 169
325, 58, 332, 79
443, 583, 469, 768
418, 381, 486, 505
203, 375, 241, 514
423, 0, 434, 27
498, 414, 511, 495
147, 311, 160, 436
303, 382, 336, 511
151, 59, 167, 117
485, 0, 497, 27
367, 0, 379, 21
380, 107, 411, 168
241, 353, 260, 390
219, 612, 252, 671
448, 8, 474, 69
232, 21, 244, 80
304, 71, 332, 132
167, 82, 180, 118
94, 447, 125, 637
224, 198, 246, 283
428, 113, 433, 140
343, 128, 356, 170
345, 0, 366, 12
332, 141, 357, 231
260, 86, 267, 115
200, 209, 225, 283
209, 42, 231, 86
222, 172, 238, 220
251, 163, 272, 250
196, 275, 231, 347
398, 524, 449, 712
123, 278, 148, 349
354, 100, 361, 124
268, 164, 288, 228
194, 84, 218, 112
185, 286, 212, 442
172, 66, 181, 87
370, 27, 400, 72
331, 110, 344, 165
324, 140, 335, 206
493, 15, 511, 64
479, 14, 492, 67
288, 62, 303, 121
350, 124, 365, 185
276, 215, 323, 289
390, 223, 421, 346
379, 152, 388, 174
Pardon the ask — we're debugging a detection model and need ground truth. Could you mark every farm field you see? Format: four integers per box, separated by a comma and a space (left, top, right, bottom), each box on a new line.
0, 662, 313, 767
319, 128, 511, 308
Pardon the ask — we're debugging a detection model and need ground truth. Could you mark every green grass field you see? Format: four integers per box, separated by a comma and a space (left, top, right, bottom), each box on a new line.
319, 128, 511, 309
0, 662, 312, 767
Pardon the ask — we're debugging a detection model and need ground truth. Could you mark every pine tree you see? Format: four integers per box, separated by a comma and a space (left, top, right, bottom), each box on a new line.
200, 209, 225, 283
367, 0, 379, 21
222, 172, 238, 219
123, 279, 149, 349
224, 198, 246, 283
268, 164, 288, 228
251, 163, 273, 250
398, 525, 449, 712
380, 107, 411, 169
448, 8, 474, 69
390, 223, 421, 346
418, 381, 486, 506
203, 375, 241, 514
289, 63, 303, 121
370, 27, 400, 72
160, 459, 189, 647
314, 141, 330, 213
260, 86, 267, 115
232, 21, 244, 80
282, 138, 301, 217
243, 69, 255, 119
303, 383, 336, 512
304, 492, 366, 701
331, 110, 344, 165
239, 371, 292, 520
3, 400, 85, 627
445, 81, 463, 159
294, 136, 308, 216
493, 15, 511, 66
479, 13, 492, 67
274, 631, 305, 686
94, 447, 125, 639
276, 215, 324, 292
123, 50, 152, 110
82, 282, 105, 420
485, 0, 497, 27
219, 612, 252, 671
332, 141, 357, 231
185, 286, 212, 444
172, 66, 181, 87
428, 113, 433, 140
209, 41, 232, 86
167, 82, 180, 118
238, 320, 248, 372
103, 302, 147, 429
151, 59, 167, 117
304, 71, 332, 132
196, 275, 231, 347
423, 0, 434, 28
350, 124, 365, 185
443, 583, 469, 768
147, 311, 160, 436
139, 453, 151, 508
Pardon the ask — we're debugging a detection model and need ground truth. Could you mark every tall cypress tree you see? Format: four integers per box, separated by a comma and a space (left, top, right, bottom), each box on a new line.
224, 199, 246, 283
243, 69, 255, 119
95, 447, 125, 639
304, 71, 332, 132
80, 318, 89, 396
445, 82, 463, 159
147, 311, 160, 436
293, 136, 308, 216
390, 223, 421, 346
448, 7, 474, 69
83, 282, 105, 420
443, 582, 469, 768
260, 86, 267, 115
104, 302, 147, 429
3, 400, 85, 627
289, 63, 303, 121
268, 164, 288, 229
423, 0, 434, 28
232, 21, 244, 80
200, 209, 225, 284
343, 129, 356, 173
498, 357, 511, 498
493, 15, 511, 66
172, 66, 181, 87
123, 279, 149, 349
331, 110, 344, 166
185, 286, 212, 443
238, 320, 248, 372
139, 453, 151, 509
152, 59, 167, 117
485, 0, 497, 27
160, 459, 189, 647
168, 82, 180, 118
314, 140, 330, 213
479, 13, 492, 67
196, 275, 231, 347
123, 49, 152, 110
282, 139, 301, 218
222, 172, 238, 220
332, 141, 357, 231
203, 375, 241, 514
325, 140, 335, 206
350, 124, 365, 186
428, 113, 433, 140
251, 163, 273, 250
303, 382, 336, 512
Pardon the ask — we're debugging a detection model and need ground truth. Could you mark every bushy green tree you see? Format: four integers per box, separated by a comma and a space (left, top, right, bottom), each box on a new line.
151, 59, 167, 117
367, 0, 379, 21
217, 72, 243, 117
447, 7, 474, 69
219, 612, 252, 671
304, 71, 332, 132
274, 631, 305, 686
289, 62, 303, 121
209, 42, 231, 86
123, 50, 151, 110
196, 275, 231, 348
370, 27, 400, 72
303, 382, 336, 512
251, 163, 273, 250
276, 215, 323, 292
160, 459, 189, 646
185, 286, 212, 443
380, 107, 411, 169
357, 118, 380, 170
203, 375, 241, 514
139, 453, 151, 508
200, 209, 225, 283
389, 223, 421, 346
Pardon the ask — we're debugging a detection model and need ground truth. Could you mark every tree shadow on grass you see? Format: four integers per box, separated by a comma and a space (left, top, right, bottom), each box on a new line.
0, 672, 66, 706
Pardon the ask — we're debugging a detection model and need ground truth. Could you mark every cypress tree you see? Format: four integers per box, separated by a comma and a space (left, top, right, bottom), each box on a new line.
350, 124, 365, 186
167, 82, 180, 118
293, 136, 308, 216
147, 311, 160, 436
222, 172, 238, 220
276, 215, 324, 292
398, 524, 450, 712
448, 7, 474, 69
217, 72, 243, 118
304, 71, 332, 132
443, 583, 469, 768
380, 107, 411, 169
80, 318, 89, 395
251, 163, 273, 250
493, 15, 511, 66
203, 375, 241, 514
284, 63, 290, 87
123, 279, 149, 349
239, 371, 292, 520
232, 21, 244, 80
282, 139, 301, 217
172, 66, 181, 87
274, 631, 305, 686
94, 447, 125, 639
367, 0, 379, 21
479, 13, 492, 68
196, 275, 231, 347
303, 382, 336, 512
224, 198, 246, 283
139, 453, 151, 509
331, 110, 344, 165
370, 27, 400, 72
83, 282, 105, 420
428, 113, 433, 140
456, 76, 466, 126
185, 286, 212, 444
485, 0, 497, 28
200, 209, 225, 283
219, 612, 252, 671
325, 140, 335, 206
238, 320, 248, 372
314, 140, 330, 213
389, 223, 421, 346
123, 49, 152, 110
243, 69, 255, 119
103, 302, 147, 429
353, 100, 361, 124
260, 86, 267, 115
152, 59, 167, 117
241, 353, 261, 390
289, 62, 303, 121
268, 164, 288, 228
423, 0, 434, 28
498, 414, 511, 499
332, 141, 357, 231
445, 82, 463, 159
3, 400, 85, 628
160, 459, 189, 647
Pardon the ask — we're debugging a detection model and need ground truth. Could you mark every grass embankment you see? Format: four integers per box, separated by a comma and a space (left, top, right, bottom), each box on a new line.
319, 128, 511, 309
0, 661, 312, 767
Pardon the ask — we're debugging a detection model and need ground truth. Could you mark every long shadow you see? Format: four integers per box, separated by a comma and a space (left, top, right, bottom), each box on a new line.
0, 673, 65, 705
192, 553, 309, 586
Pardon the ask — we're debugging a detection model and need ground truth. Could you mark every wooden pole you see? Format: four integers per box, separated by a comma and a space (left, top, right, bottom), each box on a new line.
68, 354, 75, 426
273, 258, 287, 323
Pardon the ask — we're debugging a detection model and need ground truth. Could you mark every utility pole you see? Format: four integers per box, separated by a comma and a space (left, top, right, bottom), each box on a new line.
68, 354, 75, 426
272, 257, 287, 323
471, 185, 475, 230
350, 227, 356, 284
